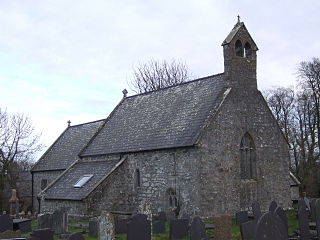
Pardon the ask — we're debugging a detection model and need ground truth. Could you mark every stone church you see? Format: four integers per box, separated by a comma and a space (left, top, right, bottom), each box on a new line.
31, 20, 292, 218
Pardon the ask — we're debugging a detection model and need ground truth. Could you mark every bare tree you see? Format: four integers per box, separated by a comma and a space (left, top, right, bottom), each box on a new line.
298, 58, 320, 152
130, 59, 190, 93
0, 108, 43, 211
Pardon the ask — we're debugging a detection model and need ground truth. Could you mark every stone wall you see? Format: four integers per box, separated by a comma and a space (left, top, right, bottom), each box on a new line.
198, 88, 291, 216
40, 199, 86, 217
32, 170, 64, 212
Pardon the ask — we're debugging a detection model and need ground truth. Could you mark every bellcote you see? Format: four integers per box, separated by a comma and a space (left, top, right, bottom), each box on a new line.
222, 20, 259, 91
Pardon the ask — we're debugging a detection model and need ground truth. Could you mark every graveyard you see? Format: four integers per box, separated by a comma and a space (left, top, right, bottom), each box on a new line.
3, 198, 320, 240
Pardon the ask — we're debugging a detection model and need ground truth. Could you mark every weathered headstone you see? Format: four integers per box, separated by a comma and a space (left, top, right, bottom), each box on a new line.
0, 229, 21, 239
213, 215, 232, 240
298, 205, 312, 240
127, 214, 151, 240
315, 199, 320, 237
0, 214, 13, 232
31, 228, 54, 240
304, 197, 311, 211
52, 208, 68, 234
240, 221, 256, 240
310, 198, 317, 222
67, 232, 85, 240
37, 213, 53, 229
254, 212, 287, 240
9, 189, 19, 216
89, 220, 98, 237
190, 216, 207, 240
13, 218, 32, 233
252, 201, 262, 222
235, 211, 249, 225
98, 212, 114, 240
298, 198, 306, 210
275, 207, 288, 237
152, 220, 165, 234
158, 211, 167, 222
114, 218, 130, 234
268, 201, 277, 212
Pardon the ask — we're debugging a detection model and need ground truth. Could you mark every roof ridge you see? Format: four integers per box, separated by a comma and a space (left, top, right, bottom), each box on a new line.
126, 73, 224, 99
69, 118, 106, 128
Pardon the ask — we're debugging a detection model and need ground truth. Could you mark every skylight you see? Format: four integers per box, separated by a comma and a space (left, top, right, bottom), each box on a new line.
73, 174, 93, 188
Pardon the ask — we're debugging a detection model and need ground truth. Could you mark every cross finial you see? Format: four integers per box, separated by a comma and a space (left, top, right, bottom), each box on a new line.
122, 89, 128, 98
237, 15, 240, 23
67, 120, 71, 127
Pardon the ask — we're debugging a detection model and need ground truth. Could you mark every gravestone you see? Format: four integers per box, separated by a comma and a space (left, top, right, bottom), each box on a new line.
169, 218, 189, 239
252, 201, 262, 222
152, 220, 165, 234
114, 218, 130, 234
31, 228, 54, 240
27, 237, 40, 240
315, 199, 320, 237
240, 221, 256, 240
52, 208, 68, 234
298, 205, 312, 240
304, 197, 311, 211
67, 232, 85, 240
213, 215, 232, 240
0, 229, 21, 239
190, 216, 207, 240
37, 213, 53, 229
275, 207, 288, 237
127, 214, 151, 240
235, 211, 249, 225
254, 212, 286, 240
298, 198, 306, 210
268, 201, 277, 212
310, 198, 317, 222
98, 212, 114, 240
89, 220, 98, 237
0, 214, 13, 232
158, 211, 167, 222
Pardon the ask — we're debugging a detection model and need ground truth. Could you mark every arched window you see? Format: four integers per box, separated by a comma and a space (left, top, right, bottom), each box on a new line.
240, 133, 256, 179
235, 40, 244, 57
167, 188, 177, 207
244, 42, 252, 58
134, 169, 141, 188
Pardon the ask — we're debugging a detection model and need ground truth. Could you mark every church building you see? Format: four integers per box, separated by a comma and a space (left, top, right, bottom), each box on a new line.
31, 20, 292, 218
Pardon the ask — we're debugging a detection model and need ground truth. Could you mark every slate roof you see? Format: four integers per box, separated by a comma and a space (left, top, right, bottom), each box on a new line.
31, 119, 105, 172
44, 159, 122, 200
81, 73, 226, 156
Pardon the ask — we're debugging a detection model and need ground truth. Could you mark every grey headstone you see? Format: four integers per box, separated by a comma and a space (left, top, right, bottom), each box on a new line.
37, 213, 53, 229
89, 220, 98, 237
31, 228, 54, 240
304, 197, 311, 211
152, 220, 165, 234
298, 206, 312, 240
190, 217, 207, 240
158, 211, 167, 222
298, 198, 306, 210
235, 211, 249, 225
240, 221, 256, 240
275, 207, 288, 235
170, 218, 189, 239
0, 214, 13, 232
268, 201, 277, 212
115, 218, 130, 234
67, 232, 85, 240
254, 212, 287, 240
310, 198, 317, 222
315, 199, 320, 237
52, 209, 68, 234
98, 212, 114, 240
127, 214, 151, 240
252, 201, 262, 222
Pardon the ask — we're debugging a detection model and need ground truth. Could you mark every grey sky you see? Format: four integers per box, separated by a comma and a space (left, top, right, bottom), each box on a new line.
0, 0, 319, 158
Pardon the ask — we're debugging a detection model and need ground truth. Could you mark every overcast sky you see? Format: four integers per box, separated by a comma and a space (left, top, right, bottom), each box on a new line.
0, 0, 319, 158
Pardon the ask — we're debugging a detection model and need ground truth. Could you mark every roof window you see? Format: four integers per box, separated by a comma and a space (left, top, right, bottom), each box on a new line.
74, 174, 93, 188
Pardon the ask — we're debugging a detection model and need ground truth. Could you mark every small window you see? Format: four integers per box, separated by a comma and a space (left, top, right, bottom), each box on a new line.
240, 133, 256, 179
235, 40, 243, 57
74, 174, 93, 188
134, 169, 141, 188
167, 188, 177, 207
41, 179, 47, 190
244, 42, 252, 58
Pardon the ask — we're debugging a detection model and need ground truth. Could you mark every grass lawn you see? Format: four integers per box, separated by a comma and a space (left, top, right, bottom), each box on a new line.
20, 209, 299, 240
